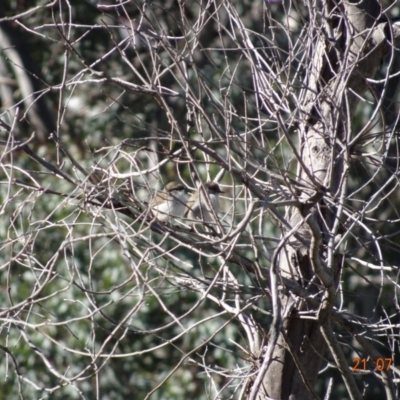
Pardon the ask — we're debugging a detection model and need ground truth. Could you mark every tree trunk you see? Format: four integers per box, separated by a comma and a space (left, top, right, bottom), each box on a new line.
247, 1, 400, 399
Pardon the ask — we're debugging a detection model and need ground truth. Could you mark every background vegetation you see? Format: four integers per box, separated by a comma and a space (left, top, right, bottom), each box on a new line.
1, 1, 400, 399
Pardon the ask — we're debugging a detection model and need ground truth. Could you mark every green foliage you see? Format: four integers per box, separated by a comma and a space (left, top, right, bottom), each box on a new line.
1, 0, 399, 399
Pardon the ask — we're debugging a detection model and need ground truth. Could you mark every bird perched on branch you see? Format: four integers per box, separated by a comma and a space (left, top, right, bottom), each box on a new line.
150, 181, 187, 222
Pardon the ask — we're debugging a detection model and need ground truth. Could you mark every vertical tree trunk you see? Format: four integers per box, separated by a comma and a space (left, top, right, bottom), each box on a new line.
247, 1, 393, 399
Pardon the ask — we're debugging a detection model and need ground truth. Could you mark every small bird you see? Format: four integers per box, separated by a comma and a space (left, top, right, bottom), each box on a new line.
150, 181, 187, 222
185, 181, 224, 223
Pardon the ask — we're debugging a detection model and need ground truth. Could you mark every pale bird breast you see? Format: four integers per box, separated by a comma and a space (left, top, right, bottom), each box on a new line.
172, 192, 187, 215
203, 192, 219, 212
174, 191, 187, 204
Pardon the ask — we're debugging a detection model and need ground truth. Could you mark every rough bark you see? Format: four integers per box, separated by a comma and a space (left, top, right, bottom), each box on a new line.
251, 2, 400, 399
